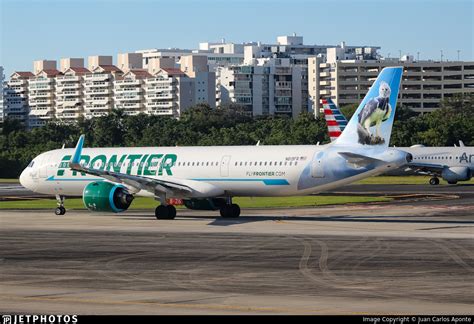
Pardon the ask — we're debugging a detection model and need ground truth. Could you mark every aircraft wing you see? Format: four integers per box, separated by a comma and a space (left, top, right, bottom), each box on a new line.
68, 135, 223, 198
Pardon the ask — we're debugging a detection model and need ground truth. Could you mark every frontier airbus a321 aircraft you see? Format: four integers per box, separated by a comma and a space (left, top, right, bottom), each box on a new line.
20, 67, 411, 220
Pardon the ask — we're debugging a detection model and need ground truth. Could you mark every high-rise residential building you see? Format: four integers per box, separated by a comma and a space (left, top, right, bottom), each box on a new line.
180, 55, 216, 108
83, 64, 122, 118
217, 57, 304, 117
113, 69, 151, 115
55, 67, 90, 122
144, 68, 194, 117
309, 54, 474, 114
3, 71, 34, 123
28, 69, 62, 127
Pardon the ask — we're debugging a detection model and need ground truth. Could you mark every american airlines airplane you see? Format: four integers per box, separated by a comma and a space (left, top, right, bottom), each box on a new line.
322, 98, 474, 185
19, 67, 411, 219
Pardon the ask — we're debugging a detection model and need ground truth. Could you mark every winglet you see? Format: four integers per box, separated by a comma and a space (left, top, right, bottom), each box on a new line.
70, 135, 85, 169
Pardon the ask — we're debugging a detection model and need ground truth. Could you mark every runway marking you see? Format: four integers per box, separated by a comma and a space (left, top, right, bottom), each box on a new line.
0, 294, 332, 314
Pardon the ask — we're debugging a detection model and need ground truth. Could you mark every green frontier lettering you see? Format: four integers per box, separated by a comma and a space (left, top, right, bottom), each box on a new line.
158, 154, 177, 176
126, 154, 143, 175
58, 153, 176, 177
89, 155, 107, 171
143, 154, 163, 176
106, 155, 128, 173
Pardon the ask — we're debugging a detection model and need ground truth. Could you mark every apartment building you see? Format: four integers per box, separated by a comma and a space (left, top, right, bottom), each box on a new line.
28, 69, 62, 127
144, 68, 194, 117
55, 67, 89, 122
217, 57, 303, 118
83, 64, 122, 118
309, 56, 474, 114
113, 69, 151, 115
3, 71, 33, 123
180, 55, 216, 108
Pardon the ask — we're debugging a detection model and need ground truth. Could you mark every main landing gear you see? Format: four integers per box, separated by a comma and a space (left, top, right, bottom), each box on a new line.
219, 197, 241, 218
155, 204, 177, 220
429, 177, 440, 185
55, 195, 66, 215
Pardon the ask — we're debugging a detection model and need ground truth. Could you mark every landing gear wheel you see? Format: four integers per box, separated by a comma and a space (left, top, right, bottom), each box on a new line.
155, 205, 176, 219
166, 205, 177, 219
220, 204, 241, 218
429, 177, 440, 185
155, 205, 169, 220
55, 206, 66, 215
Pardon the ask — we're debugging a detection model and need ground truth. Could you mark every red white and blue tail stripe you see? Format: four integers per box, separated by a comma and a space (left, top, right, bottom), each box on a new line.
322, 98, 348, 142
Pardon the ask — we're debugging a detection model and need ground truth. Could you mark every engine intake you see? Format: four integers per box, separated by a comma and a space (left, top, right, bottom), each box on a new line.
83, 181, 134, 213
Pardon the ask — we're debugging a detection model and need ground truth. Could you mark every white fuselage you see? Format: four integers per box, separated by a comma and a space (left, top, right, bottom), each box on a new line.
19, 144, 406, 199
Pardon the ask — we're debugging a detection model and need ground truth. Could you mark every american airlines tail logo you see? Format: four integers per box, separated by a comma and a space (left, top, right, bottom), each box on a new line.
57, 153, 177, 177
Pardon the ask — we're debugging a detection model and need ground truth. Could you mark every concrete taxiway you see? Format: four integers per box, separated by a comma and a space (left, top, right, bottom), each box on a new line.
1, 190, 473, 315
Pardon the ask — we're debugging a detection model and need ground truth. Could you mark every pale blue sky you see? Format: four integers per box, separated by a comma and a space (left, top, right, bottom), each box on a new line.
1, 0, 473, 77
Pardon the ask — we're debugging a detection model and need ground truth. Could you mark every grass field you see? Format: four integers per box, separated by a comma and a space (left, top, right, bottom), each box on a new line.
0, 195, 392, 210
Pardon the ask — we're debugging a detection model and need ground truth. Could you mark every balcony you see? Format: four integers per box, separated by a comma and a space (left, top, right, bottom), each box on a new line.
275, 81, 292, 90
145, 93, 174, 100
57, 83, 81, 90
57, 90, 81, 96
29, 84, 53, 90
84, 98, 110, 105
85, 88, 111, 95
115, 103, 143, 110
146, 85, 173, 91
146, 101, 174, 109
114, 87, 143, 94
29, 92, 53, 99
145, 78, 172, 85
8, 79, 28, 85
84, 74, 111, 81
84, 82, 111, 88
115, 79, 141, 86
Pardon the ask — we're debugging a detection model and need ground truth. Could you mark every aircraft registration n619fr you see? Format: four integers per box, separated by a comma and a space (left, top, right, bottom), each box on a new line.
20, 67, 411, 219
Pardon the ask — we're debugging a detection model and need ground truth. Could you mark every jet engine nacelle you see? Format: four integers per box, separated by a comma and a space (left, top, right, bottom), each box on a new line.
441, 166, 472, 183
183, 198, 226, 210
83, 181, 134, 212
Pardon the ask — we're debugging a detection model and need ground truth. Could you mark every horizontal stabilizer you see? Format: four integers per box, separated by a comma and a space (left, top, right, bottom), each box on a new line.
338, 152, 383, 168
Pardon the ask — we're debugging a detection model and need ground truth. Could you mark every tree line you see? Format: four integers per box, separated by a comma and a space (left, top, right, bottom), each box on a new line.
1, 95, 472, 178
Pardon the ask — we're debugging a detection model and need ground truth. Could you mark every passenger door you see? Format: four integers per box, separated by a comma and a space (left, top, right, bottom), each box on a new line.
220, 155, 231, 177
38, 153, 51, 178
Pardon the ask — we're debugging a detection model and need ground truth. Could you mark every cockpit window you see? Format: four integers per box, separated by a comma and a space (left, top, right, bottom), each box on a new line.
28, 161, 35, 168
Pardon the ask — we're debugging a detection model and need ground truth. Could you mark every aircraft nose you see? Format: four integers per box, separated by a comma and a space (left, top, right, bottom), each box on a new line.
19, 168, 34, 191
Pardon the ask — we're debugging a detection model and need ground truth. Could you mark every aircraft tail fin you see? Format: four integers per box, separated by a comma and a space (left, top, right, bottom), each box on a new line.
322, 98, 348, 142
334, 67, 403, 148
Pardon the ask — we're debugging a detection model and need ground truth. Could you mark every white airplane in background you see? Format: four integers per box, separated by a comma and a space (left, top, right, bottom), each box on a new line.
322, 98, 474, 185
19, 67, 411, 219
